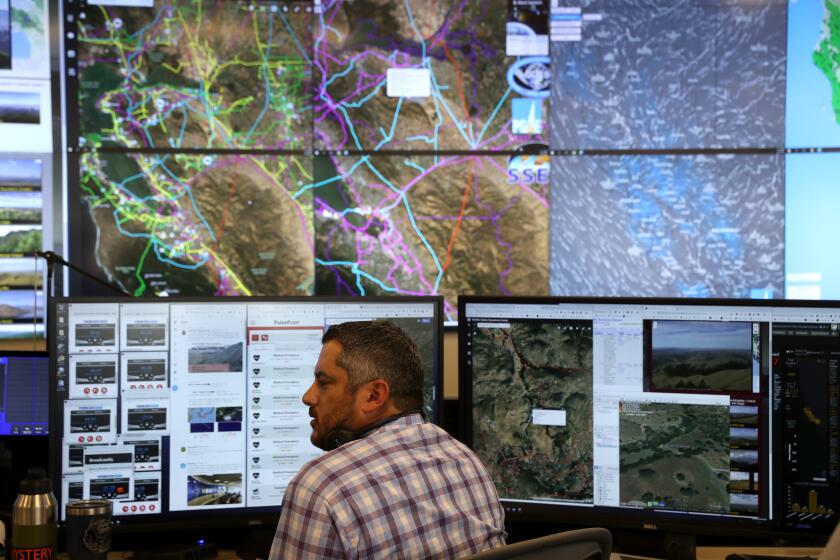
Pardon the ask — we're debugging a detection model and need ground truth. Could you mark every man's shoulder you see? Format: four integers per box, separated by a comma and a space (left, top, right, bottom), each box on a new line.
289, 421, 476, 497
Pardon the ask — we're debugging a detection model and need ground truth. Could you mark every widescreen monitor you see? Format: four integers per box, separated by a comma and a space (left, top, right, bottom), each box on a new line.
49, 296, 442, 530
459, 296, 839, 540
0, 350, 48, 435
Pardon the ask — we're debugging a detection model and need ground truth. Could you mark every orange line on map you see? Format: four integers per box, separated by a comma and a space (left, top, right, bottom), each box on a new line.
442, 158, 474, 273
440, 41, 472, 274
215, 179, 237, 244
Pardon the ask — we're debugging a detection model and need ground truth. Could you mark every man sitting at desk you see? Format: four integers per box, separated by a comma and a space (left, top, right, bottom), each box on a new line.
269, 320, 506, 559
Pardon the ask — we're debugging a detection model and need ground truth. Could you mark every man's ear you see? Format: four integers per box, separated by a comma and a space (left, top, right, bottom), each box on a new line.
361, 379, 391, 412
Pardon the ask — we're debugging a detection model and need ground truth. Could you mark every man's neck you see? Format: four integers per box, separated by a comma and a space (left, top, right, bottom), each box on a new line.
356, 405, 411, 433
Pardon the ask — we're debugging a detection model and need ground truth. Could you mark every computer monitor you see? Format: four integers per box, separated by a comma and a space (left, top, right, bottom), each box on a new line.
49, 296, 442, 530
0, 350, 48, 435
459, 296, 838, 540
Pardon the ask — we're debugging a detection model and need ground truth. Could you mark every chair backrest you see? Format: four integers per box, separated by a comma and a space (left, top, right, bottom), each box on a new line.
461, 527, 612, 560
819, 520, 840, 560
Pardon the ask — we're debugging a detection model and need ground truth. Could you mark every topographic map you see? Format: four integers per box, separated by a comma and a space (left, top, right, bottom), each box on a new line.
76, 1, 313, 295
471, 321, 593, 503
312, 0, 549, 319
73, 0, 549, 310
314, 0, 548, 151
550, 154, 784, 298
619, 401, 730, 514
314, 153, 547, 319
549, 0, 786, 150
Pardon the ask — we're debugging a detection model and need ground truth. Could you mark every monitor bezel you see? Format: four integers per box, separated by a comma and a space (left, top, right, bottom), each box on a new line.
0, 350, 49, 437
457, 295, 838, 540
49, 295, 444, 532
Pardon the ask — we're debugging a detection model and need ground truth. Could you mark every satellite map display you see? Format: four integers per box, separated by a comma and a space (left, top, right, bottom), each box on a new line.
649, 320, 754, 392
313, 0, 548, 152
76, 1, 311, 151
619, 401, 730, 514
470, 320, 593, 503
73, 0, 314, 296
550, 0, 786, 150
80, 151, 313, 296
787, 0, 840, 148
314, 153, 548, 320
549, 153, 784, 299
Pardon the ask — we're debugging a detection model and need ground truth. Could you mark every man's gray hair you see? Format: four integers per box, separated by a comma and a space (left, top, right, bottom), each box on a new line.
322, 320, 424, 411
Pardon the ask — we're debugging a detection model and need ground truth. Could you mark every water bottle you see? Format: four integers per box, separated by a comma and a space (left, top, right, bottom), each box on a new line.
11, 467, 57, 559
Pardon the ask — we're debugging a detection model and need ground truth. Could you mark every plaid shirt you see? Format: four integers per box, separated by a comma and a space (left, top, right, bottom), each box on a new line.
268, 413, 506, 559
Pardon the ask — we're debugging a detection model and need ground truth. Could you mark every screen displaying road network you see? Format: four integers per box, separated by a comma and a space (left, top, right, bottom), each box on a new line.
62, 0, 840, 321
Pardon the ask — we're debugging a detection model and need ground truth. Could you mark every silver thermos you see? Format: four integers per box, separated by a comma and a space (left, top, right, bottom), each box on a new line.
11, 467, 58, 559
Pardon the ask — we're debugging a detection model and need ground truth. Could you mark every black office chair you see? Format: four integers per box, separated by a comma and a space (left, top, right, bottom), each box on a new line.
461, 527, 612, 560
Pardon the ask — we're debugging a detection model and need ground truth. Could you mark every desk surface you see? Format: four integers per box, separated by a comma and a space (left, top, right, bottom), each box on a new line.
611, 548, 823, 560
696, 547, 823, 560
81, 546, 825, 560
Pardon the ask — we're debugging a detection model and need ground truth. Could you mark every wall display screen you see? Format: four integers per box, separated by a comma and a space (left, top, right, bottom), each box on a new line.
0, 0, 51, 152
60, 0, 840, 323
0, 157, 45, 342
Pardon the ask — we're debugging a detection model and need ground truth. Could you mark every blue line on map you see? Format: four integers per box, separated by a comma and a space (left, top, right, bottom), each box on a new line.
475, 86, 512, 146
157, 160, 218, 242
406, 135, 435, 144
112, 211, 151, 239
404, 0, 427, 63
245, 13, 275, 144
374, 96, 404, 150
324, 59, 356, 89
363, 160, 443, 291
292, 155, 370, 199
315, 258, 397, 294
341, 78, 387, 109
278, 11, 311, 64
429, 69, 475, 146
176, 106, 188, 147
404, 159, 425, 173
116, 172, 151, 197
153, 241, 209, 270
335, 104, 364, 149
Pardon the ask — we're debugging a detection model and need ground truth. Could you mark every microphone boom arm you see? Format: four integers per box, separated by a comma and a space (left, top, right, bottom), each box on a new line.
36, 251, 130, 297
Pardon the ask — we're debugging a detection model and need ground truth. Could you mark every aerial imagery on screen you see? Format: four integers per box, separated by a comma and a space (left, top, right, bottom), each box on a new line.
74, 1, 314, 296
312, 0, 550, 320
785, 0, 840, 299
470, 320, 594, 503
64, 0, 840, 316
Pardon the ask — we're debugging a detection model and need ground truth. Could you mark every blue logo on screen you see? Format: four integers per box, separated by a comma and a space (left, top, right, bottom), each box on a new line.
507, 57, 551, 98
512, 98, 543, 135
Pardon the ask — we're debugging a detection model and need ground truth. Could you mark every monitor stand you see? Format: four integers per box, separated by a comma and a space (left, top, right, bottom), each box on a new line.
664, 533, 697, 560
615, 531, 697, 560
234, 527, 275, 560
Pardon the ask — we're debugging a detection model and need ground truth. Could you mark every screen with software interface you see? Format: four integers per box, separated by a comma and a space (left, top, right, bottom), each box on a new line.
51, 297, 440, 523
0, 352, 48, 435
461, 298, 839, 534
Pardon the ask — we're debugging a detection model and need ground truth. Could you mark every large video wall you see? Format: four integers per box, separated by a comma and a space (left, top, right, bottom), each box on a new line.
60, 0, 840, 321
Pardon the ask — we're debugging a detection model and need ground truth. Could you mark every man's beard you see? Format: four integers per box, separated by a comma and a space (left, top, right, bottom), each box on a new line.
310, 408, 354, 451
